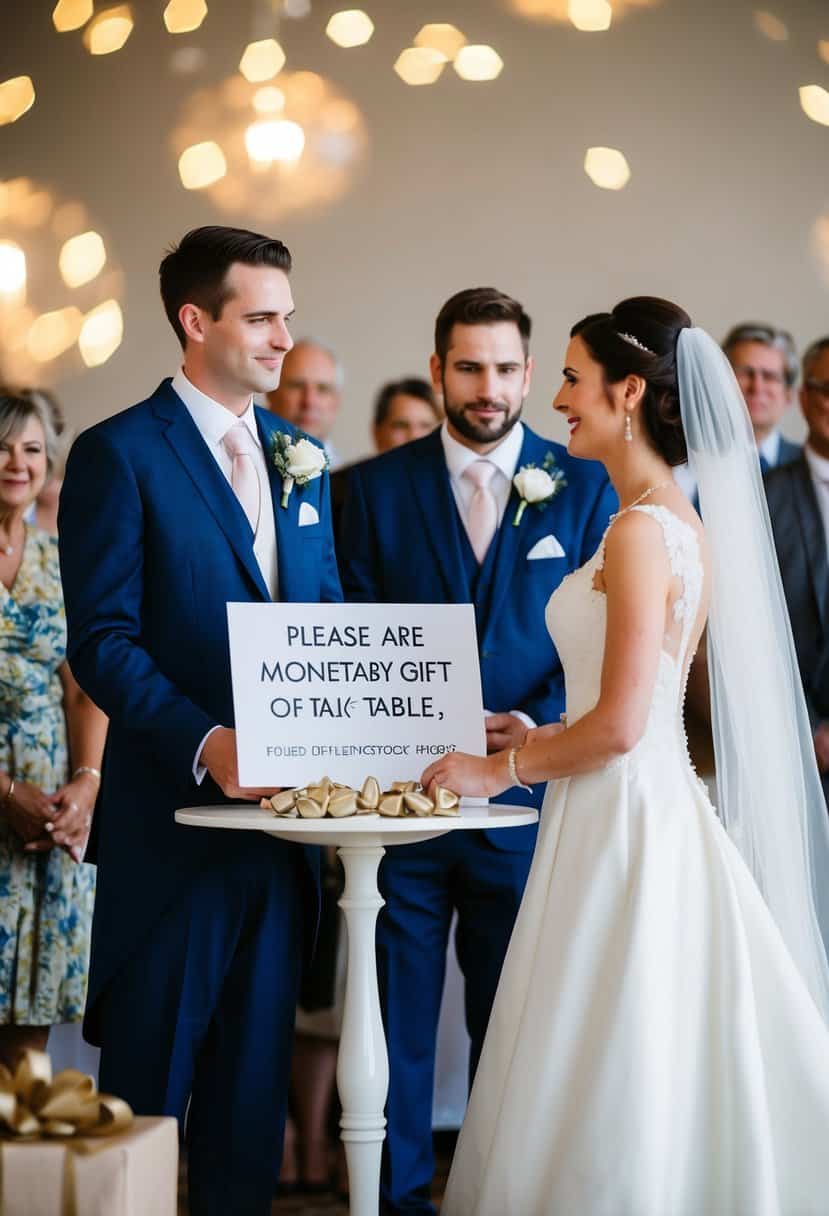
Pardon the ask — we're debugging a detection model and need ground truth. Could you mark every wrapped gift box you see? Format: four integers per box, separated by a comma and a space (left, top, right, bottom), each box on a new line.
0, 1115, 178, 1216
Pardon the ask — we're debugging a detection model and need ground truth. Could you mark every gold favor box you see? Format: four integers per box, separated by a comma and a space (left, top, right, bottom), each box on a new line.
0, 1115, 178, 1216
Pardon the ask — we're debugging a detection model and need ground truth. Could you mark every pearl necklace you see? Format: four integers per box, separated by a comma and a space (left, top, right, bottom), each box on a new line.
610, 479, 674, 520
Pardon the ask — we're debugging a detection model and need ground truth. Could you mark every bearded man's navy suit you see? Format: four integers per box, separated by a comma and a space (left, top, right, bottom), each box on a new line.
338, 423, 616, 1214
58, 379, 341, 1215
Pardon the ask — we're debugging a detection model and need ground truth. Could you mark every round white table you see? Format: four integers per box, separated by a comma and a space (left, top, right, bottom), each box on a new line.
175, 802, 537, 1216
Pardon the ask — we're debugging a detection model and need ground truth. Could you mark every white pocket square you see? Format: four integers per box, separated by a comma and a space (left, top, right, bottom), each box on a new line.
527, 534, 565, 560
298, 502, 320, 527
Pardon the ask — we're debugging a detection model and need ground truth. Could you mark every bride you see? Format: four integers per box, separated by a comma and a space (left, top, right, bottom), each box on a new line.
423, 297, 829, 1215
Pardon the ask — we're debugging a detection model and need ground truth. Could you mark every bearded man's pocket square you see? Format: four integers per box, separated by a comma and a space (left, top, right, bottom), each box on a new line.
298, 502, 320, 527
527, 534, 566, 560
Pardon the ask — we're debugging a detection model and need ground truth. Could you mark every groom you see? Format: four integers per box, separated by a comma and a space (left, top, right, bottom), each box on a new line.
58, 226, 341, 1216
338, 286, 616, 1214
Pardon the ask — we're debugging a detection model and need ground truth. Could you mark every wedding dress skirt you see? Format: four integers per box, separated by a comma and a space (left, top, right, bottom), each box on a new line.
443, 506, 829, 1216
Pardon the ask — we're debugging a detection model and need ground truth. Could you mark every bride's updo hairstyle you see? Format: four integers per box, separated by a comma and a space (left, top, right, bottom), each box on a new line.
571, 296, 692, 466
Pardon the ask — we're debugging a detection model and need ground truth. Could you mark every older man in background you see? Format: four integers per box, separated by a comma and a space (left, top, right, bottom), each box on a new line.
266, 338, 344, 469
765, 336, 829, 801
675, 321, 801, 504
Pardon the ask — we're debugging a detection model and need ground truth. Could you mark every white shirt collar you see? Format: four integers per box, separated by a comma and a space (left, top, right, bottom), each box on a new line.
759, 429, 780, 466
805, 443, 829, 484
440, 419, 524, 485
171, 368, 261, 449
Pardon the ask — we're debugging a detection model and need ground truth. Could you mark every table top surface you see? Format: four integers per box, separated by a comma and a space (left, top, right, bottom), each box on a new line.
175, 802, 538, 842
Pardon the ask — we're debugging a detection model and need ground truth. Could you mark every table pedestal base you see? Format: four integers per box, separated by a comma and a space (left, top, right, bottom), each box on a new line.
336, 843, 388, 1216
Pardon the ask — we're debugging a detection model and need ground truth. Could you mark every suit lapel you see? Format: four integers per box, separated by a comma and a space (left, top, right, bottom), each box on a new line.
791, 459, 829, 633
256, 408, 298, 600
408, 430, 472, 602
482, 428, 552, 634
154, 383, 270, 601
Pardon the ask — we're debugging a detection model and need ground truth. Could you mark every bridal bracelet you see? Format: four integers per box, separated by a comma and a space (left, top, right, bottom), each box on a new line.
73, 766, 101, 783
508, 747, 532, 792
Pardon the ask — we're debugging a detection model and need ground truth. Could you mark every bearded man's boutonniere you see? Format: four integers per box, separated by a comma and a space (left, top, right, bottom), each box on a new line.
272, 432, 328, 508
512, 453, 567, 526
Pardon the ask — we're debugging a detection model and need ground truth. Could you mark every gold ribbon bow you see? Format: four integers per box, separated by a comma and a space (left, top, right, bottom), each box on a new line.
262, 775, 461, 819
0, 1050, 133, 1140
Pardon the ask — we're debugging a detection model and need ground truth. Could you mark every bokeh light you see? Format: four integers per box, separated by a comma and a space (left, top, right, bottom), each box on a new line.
0, 77, 36, 126
239, 39, 286, 83
171, 71, 367, 220
83, 5, 135, 55
163, 0, 208, 34
568, 0, 612, 32
394, 48, 447, 86
178, 141, 227, 189
584, 146, 631, 189
454, 46, 504, 81
753, 11, 788, 41
78, 300, 124, 368
0, 179, 124, 383
326, 10, 374, 49
800, 85, 829, 127
414, 24, 466, 60
52, 0, 93, 32
59, 231, 107, 288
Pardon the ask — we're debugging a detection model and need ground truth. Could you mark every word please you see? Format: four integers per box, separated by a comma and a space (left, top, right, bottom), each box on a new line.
260, 659, 452, 684
285, 624, 425, 648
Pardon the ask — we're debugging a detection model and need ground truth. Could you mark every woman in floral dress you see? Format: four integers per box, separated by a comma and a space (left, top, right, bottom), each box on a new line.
0, 389, 107, 1069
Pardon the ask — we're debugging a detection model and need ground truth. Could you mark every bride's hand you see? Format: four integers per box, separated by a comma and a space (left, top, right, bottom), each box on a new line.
421, 751, 509, 800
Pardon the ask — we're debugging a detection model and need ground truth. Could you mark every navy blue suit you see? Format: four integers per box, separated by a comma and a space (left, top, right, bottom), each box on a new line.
338, 425, 616, 1214
58, 380, 341, 1215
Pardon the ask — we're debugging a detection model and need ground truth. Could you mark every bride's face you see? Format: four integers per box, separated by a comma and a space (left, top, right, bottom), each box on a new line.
553, 335, 623, 461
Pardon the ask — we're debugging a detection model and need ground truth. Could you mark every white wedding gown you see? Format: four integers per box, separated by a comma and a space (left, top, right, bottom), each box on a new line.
443, 505, 829, 1216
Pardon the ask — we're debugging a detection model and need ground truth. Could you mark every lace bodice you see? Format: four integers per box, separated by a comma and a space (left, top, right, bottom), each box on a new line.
547, 504, 703, 764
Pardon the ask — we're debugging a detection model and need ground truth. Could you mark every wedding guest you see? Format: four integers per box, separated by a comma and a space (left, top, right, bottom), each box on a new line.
330, 378, 442, 540
674, 320, 800, 502
265, 338, 344, 469
58, 226, 341, 1216
21, 389, 66, 536
765, 336, 829, 799
373, 377, 441, 454
0, 388, 106, 1071
339, 287, 617, 1215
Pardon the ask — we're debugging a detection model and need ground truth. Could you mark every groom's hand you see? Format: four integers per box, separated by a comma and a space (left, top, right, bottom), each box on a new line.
201, 727, 278, 801
485, 713, 528, 753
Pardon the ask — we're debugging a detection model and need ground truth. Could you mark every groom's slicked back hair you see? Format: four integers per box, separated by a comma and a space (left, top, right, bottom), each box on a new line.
435, 287, 531, 364
160, 225, 292, 348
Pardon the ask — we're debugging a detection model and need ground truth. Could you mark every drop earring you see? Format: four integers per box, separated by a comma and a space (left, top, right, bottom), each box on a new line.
624, 413, 633, 443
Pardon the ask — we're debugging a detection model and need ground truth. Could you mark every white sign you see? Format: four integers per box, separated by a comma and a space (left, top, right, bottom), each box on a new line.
227, 602, 486, 789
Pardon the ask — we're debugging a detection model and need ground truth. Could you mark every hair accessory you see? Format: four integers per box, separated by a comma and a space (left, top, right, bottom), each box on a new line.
617, 331, 655, 356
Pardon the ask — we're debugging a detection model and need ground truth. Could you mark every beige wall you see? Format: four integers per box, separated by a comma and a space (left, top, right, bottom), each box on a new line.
2, 0, 826, 458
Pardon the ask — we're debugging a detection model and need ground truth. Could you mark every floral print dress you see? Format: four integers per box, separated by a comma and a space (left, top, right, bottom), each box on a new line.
0, 528, 95, 1024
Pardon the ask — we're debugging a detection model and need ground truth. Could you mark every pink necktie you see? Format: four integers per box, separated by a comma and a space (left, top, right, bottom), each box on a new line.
223, 423, 261, 535
464, 460, 498, 564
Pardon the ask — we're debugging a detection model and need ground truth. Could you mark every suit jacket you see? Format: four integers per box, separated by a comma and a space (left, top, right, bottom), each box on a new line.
765, 455, 829, 723
774, 435, 802, 471
58, 380, 342, 1032
338, 426, 617, 848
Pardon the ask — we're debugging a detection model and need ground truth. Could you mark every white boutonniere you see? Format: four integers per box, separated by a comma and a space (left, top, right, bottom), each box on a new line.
512, 453, 567, 526
272, 432, 328, 509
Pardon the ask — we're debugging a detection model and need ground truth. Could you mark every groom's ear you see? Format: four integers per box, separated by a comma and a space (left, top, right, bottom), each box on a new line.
179, 303, 207, 346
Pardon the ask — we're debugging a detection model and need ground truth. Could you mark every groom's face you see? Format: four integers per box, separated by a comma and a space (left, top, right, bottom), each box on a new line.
432, 322, 532, 450
198, 263, 295, 398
